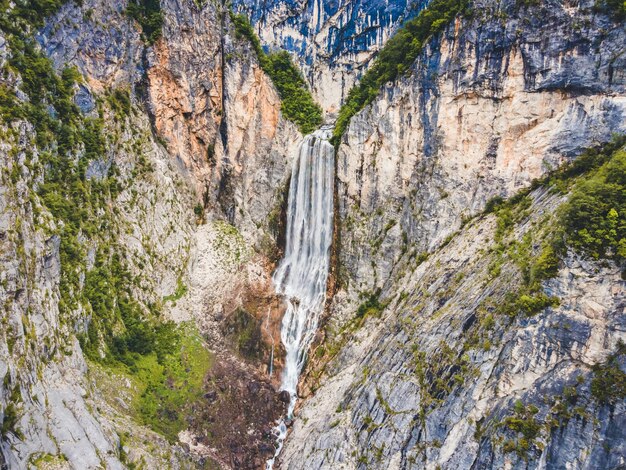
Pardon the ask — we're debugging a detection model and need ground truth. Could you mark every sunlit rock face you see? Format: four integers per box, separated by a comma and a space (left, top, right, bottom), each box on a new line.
335, 0, 626, 296
231, 0, 427, 113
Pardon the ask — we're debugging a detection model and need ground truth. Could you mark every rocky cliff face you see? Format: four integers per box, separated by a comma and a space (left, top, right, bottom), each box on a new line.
1, 0, 301, 468
231, 0, 425, 113
285, 185, 626, 469
335, 0, 625, 296
281, 0, 626, 468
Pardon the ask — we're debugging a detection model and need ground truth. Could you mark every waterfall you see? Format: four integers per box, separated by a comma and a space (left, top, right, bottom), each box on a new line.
266, 126, 335, 468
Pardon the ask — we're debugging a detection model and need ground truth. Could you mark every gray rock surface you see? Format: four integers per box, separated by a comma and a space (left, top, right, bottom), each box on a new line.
283, 187, 626, 469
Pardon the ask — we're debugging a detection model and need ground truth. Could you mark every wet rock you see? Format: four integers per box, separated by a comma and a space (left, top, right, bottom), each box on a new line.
279, 390, 291, 403
259, 442, 274, 453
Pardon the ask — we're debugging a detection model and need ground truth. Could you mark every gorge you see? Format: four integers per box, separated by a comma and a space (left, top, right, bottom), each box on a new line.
0, 0, 625, 469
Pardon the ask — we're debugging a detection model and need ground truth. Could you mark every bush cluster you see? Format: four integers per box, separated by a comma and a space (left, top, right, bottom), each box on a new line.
591, 342, 626, 405
230, 12, 323, 134
500, 400, 542, 459
332, 0, 468, 145
125, 0, 164, 45
559, 149, 626, 262
0, 0, 68, 33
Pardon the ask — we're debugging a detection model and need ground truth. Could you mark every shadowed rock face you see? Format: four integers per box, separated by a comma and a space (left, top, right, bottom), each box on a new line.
231, 0, 427, 113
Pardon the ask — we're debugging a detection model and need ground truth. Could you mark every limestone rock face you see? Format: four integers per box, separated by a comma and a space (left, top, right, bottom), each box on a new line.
1, 0, 300, 468
284, 190, 626, 469
279, 0, 626, 468
0, 77, 202, 469
336, 0, 626, 295
146, 0, 302, 224
231, 0, 424, 114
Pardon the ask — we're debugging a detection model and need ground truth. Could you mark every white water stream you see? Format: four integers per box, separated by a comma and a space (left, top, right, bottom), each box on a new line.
266, 126, 335, 468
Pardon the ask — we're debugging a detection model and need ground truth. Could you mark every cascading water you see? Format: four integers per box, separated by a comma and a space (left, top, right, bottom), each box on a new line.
266, 126, 335, 468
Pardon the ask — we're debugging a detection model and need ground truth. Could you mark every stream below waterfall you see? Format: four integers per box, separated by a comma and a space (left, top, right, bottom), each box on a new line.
266, 126, 335, 469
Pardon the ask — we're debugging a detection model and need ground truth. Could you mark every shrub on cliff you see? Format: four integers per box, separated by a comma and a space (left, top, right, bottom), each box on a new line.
265, 51, 323, 134
559, 148, 626, 262
0, 0, 68, 32
332, 0, 469, 146
594, 0, 626, 21
230, 12, 323, 134
126, 0, 164, 45
591, 343, 626, 405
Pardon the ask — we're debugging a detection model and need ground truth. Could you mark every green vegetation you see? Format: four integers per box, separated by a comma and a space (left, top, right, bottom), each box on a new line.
594, 0, 626, 20
31, 453, 69, 467
0, 0, 69, 33
229, 12, 265, 62
482, 135, 626, 218
0, 37, 126, 332
0, 38, 156, 368
125, 0, 164, 45
136, 325, 212, 441
559, 148, 626, 263
355, 290, 385, 322
1, 403, 18, 438
490, 384, 591, 458
413, 342, 474, 422
80, 250, 181, 366
106, 88, 132, 121
309, 291, 388, 387
90, 324, 213, 443
6, 39, 86, 151
0, 0, 215, 447
332, 0, 468, 145
265, 51, 324, 134
591, 342, 626, 405
485, 196, 560, 317
499, 291, 560, 317
229, 12, 323, 134
482, 136, 626, 317
499, 400, 542, 459
0, 13, 211, 444
0, 25, 184, 376
163, 277, 188, 303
